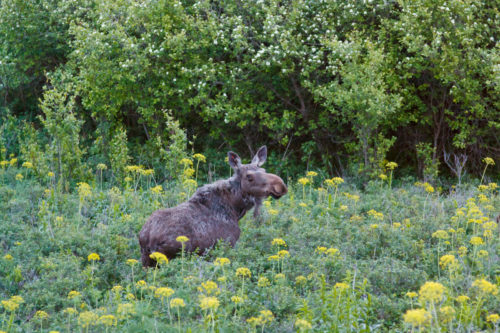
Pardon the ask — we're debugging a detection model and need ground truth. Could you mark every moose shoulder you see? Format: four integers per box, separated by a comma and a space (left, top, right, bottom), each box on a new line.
138, 146, 288, 267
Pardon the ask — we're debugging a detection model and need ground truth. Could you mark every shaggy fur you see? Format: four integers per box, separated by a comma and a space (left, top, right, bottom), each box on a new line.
139, 147, 287, 267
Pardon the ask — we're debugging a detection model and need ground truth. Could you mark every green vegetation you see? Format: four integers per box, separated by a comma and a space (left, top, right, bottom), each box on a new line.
1, 0, 499, 331
1, 0, 499, 178
1, 157, 499, 332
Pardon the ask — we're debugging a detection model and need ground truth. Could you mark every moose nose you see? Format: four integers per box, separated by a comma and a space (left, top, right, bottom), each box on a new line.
275, 183, 288, 196
268, 174, 287, 198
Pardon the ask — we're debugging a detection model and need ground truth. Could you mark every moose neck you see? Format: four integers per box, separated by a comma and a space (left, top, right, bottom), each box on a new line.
227, 178, 257, 219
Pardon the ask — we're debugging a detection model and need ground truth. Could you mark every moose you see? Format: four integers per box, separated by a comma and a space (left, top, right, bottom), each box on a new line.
139, 146, 288, 267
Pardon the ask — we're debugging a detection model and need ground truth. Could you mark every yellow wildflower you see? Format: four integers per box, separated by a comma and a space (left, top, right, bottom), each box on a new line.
316, 246, 327, 254
483, 157, 495, 166
136, 280, 147, 288
22, 161, 33, 169
367, 209, 384, 220
199, 281, 218, 295
87, 253, 100, 262
231, 296, 243, 304
439, 255, 457, 269
478, 250, 488, 258
183, 168, 195, 178
179, 158, 193, 167
111, 285, 123, 294
258, 277, 270, 287
470, 236, 484, 245
150, 185, 163, 194
183, 178, 197, 188
236, 267, 251, 278
268, 209, 279, 215
96, 163, 107, 170
425, 184, 435, 193
116, 303, 135, 318
386, 162, 398, 170
275, 273, 285, 280
326, 248, 339, 256
9, 296, 23, 305
214, 257, 230, 266
334, 282, 349, 291
149, 252, 168, 265
141, 169, 154, 176
295, 318, 312, 330
199, 296, 219, 310
176, 235, 189, 243
64, 307, 77, 315
472, 279, 498, 295
331, 177, 344, 185
295, 276, 307, 285
155, 287, 174, 299
1, 300, 19, 312
170, 298, 185, 308
193, 153, 206, 162
440, 306, 455, 323
487, 313, 500, 323
77, 182, 91, 199
419, 281, 446, 303
403, 308, 430, 327
247, 317, 263, 326
15, 173, 23, 180
272, 238, 286, 246
432, 230, 449, 240
278, 250, 290, 258
78, 311, 98, 328
259, 309, 274, 323
99, 314, 117, 326
3, 254, 13, 261
306, 171, 318, 177
34, 310, 49, 320
456, 295, 469, 303
68, 291, 81, 299
126, 259, 138, 266
406, 291, 418, 298
298, 177, 310, 185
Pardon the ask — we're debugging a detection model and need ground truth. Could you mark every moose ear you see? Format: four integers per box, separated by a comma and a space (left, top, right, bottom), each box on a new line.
251, 146, 267, 166
228, 151, 242, 170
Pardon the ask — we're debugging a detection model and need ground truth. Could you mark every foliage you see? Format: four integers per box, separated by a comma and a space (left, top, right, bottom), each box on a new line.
38, 82, 87, 187
1, 0, 499, 177
109, 126, 130, 181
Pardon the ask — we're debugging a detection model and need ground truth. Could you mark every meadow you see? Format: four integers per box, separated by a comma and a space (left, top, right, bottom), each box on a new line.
0, 155, 498, 332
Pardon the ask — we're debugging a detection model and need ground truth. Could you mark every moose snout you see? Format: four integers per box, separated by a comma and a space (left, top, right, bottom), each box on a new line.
267, 174, 288, 198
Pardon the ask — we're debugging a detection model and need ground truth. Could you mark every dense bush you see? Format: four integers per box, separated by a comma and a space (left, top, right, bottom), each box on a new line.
1, 0, 499, 180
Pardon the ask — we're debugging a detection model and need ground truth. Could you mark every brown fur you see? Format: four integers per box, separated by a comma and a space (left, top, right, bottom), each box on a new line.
138, 146, 287, 267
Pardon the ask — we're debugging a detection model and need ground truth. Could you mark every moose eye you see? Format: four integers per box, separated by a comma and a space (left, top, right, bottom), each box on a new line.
246, 174, 254, 182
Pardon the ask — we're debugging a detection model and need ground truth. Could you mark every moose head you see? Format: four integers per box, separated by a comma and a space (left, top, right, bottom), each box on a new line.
228, 146, 288, 204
